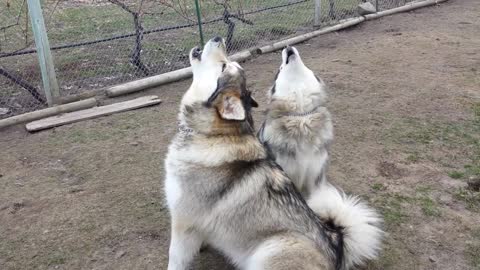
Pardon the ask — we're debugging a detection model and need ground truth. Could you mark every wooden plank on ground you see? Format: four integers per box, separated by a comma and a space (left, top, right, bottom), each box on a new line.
0, 98, 97, 130
26, 95, 161, 132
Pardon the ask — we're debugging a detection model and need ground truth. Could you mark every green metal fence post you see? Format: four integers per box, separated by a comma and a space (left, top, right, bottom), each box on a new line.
27, 0, 60, 106
194, 0, 205, 46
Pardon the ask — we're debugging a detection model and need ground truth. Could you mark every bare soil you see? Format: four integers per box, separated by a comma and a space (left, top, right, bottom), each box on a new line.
1, 0, 479, 269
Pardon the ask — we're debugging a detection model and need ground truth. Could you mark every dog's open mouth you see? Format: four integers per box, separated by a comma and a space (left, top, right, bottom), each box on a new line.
212, 36, 225, 48
285, 46, 296, 64
192, 46, 202, 60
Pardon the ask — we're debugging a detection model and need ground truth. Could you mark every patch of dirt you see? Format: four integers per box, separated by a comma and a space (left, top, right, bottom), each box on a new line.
377, 161, 405, 179
1, 0, 480, 269
468, 178, 480, 192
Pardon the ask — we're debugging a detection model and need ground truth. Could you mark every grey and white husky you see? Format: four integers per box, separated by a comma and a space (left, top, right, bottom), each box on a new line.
258, 46, 333, 196
164, 37, 382, 270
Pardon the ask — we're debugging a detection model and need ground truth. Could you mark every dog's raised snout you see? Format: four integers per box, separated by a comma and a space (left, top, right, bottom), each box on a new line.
285, 46, 296, 64
286, 46, 295, 58
192, 46, 202, 59
213, 36, 223, 43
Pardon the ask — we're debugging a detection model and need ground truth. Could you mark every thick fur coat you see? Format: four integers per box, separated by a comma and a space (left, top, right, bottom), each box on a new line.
164, 38, 383, 270
258, 46, 333, 196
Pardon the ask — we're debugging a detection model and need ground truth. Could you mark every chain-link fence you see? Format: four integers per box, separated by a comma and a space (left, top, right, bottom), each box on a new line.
1, 0, 46, 117
1, 0, 415, 119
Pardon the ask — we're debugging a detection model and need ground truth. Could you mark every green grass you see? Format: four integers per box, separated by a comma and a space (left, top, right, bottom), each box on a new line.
45, 251, 67, 266
465, 164, 480, 177
467, 244, 480, 270
474, 103, 480, 120
466, 229, 480, 269
448, 171, 465, 179
415, 186, 441, 217
48, 7, 130, 42
371, 183, 386, 191
418, 196, 441, 217
4, 0, 361, 92
440, 104, 480, 179
79, 223, 97, 233
4, 0, 360, 54
455, 189, 480, 212
415, 186, 431, 193
377, 188, 441, 225
384, 103, 480, 182
40, 0, 349, 46
406, 152, 420, 163
377, 194, 411, 226
382, 203, 405, 226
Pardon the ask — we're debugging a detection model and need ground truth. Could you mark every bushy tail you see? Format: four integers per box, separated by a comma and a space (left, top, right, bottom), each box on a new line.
307, 182, 384, 269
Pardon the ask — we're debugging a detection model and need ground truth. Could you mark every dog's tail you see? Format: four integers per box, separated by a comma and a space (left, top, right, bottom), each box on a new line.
307, 182, 383, 269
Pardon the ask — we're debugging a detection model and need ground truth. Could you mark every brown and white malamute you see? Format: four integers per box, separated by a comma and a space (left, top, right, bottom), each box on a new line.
164, 37, 383, 270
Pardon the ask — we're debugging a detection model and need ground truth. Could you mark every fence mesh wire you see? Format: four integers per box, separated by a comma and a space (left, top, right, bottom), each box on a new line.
1, 0, 416, 119
1, 0, 46, 117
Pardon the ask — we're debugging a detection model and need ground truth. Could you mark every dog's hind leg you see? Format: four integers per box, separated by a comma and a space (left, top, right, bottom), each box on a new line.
167, 220, 203, 270
245, 235, 329, 270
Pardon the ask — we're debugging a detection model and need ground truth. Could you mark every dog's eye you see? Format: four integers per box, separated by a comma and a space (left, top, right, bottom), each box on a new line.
222, 63, 226, 72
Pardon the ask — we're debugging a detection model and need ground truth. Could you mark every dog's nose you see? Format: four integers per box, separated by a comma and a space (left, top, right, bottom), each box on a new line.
213, 36, 223, 43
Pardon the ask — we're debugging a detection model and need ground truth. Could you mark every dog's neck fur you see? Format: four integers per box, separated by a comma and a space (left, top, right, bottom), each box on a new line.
180, 102, 254, 136
182, 66, 221, 106
176, 102, 266, 165
266, 95, 325, 119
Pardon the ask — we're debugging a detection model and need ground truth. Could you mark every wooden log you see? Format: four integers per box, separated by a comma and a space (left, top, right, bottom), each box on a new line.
57, 89, 104, 105
257, 17, 366, 54
0, 98, 97, 130
365, 0, 449, 20
106, 67, 193, 98
26, 95, 161, 132
229, 50, 253, 63
358, 2, 377, 15
106, 50, 254, 98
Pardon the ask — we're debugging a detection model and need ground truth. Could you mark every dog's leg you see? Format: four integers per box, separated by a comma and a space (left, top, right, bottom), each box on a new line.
167, 221, 203, 270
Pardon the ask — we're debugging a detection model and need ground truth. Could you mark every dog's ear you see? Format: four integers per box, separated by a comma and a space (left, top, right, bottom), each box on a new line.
218, 91, 245, 121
